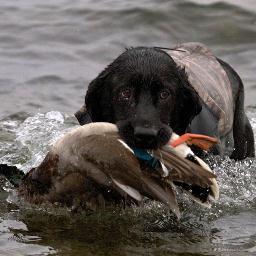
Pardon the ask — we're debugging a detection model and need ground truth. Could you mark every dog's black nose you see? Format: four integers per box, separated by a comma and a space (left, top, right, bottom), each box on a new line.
134, 127, 158, 148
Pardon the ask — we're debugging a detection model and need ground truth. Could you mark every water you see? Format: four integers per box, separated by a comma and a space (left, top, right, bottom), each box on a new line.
0, 0, 256, 255
0, 111, 256, 255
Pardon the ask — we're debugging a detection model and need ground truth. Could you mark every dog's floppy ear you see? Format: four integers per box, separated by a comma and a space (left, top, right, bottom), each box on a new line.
172, 67, 202, 134
82, 70, 114, 123
75, 70, 113, 125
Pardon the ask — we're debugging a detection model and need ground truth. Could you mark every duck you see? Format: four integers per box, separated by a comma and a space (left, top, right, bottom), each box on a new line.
1, 122, 219, 218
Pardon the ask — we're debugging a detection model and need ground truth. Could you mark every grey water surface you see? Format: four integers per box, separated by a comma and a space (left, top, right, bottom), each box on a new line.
0, 0, 256, 255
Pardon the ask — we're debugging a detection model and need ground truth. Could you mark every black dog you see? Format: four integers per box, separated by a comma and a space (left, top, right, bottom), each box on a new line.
75, 43, 255, 160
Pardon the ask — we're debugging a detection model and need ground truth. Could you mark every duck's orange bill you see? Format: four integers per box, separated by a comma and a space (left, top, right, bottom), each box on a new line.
170, 133, 218, 151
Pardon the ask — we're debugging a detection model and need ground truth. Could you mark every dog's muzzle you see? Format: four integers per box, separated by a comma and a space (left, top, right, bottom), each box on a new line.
117, 120, 172, 149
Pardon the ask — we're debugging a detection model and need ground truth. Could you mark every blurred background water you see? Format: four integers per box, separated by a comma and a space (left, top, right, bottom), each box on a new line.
0, 0, 256, 255
0, 0, 256, 118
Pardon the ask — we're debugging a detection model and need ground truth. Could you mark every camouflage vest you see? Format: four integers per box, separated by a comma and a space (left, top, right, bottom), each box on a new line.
166, 42, 233, 136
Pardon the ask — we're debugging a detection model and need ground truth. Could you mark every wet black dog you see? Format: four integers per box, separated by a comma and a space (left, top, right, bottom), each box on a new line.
75, 44, 255, 160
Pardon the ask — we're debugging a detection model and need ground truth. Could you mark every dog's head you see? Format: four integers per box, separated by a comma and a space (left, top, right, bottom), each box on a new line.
76, 47, 201, 149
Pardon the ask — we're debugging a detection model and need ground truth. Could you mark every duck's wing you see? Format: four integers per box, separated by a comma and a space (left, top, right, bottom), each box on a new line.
79, 134, 181, 218
137, 175, 180, 218
112, 175, 180, 219
155, 147, 216, 187
154, 146, 219, 204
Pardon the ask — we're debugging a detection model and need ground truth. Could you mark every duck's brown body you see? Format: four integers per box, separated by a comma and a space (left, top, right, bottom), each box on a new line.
18, 122, 218, 217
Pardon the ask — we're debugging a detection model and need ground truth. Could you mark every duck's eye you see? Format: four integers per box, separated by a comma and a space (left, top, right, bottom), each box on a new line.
159, 90, 170, 100
119, 88, 132, 100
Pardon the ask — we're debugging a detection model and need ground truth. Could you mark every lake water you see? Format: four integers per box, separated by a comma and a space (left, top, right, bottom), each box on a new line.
0, 0, 256, 255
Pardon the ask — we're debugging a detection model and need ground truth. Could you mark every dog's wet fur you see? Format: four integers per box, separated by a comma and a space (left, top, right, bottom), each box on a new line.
76, 46, 255, 159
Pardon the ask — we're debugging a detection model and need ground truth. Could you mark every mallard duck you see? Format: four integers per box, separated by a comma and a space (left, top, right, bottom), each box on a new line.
12, 122, 219, 218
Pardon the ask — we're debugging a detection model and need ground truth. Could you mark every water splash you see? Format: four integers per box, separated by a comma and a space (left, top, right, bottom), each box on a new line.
0, 111, 78, 173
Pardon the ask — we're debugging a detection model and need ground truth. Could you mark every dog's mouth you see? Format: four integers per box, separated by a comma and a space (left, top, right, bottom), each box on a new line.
116, 120, 172, 149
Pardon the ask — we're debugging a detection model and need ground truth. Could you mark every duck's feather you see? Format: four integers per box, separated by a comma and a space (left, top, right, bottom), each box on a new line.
156, 149, 216, 183
112, 179, 143, 201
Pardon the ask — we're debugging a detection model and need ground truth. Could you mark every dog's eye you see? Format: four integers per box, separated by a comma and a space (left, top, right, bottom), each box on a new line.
119, 88, 132, 100
159, 90, 170, 100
